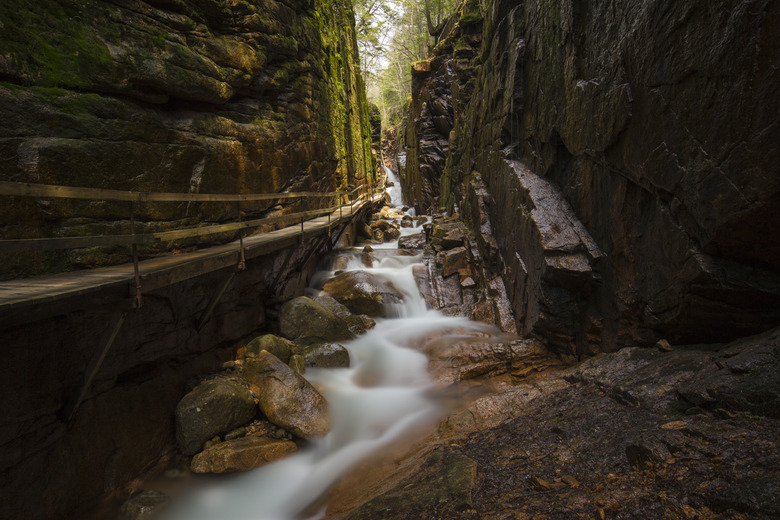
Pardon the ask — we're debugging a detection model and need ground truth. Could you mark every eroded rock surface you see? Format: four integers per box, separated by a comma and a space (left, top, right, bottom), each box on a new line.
0, 0, 374, 278
401, 0, 780, 352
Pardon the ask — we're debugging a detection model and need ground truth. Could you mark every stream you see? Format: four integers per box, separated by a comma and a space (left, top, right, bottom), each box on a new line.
161, 169, 492, 520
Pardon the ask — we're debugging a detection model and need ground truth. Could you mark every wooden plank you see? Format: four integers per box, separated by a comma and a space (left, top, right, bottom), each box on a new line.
0, 181, 345, 203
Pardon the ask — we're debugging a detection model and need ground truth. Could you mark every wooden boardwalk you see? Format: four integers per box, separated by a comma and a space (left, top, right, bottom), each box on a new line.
0, 198, 377, 328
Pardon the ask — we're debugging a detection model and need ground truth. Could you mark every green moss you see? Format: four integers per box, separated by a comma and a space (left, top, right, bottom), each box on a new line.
0, 0, 113, 88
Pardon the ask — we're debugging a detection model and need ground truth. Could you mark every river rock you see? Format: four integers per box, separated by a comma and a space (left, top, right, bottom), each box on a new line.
190, 436, 297, 474
401, 215, 414, 228
315, 293, 368, 337
398, 231, 427, 250
117, 490, 169, 520
302, 343, 350, 368
175, 378, 257, 455
245, 334, 294, 364
279, 296, 354, 342
241, 351, 330, 439
322, 271, 404, 317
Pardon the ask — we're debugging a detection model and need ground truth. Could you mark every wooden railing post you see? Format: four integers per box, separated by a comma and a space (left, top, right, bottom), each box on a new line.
130, 202, 142, 309
237, 200, 246, 271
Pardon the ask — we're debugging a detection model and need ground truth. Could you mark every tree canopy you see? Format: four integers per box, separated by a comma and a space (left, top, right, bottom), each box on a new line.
352, 0, 459, 125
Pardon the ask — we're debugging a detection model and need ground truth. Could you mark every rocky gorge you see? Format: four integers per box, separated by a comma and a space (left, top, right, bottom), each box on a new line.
0, 0, 778, 519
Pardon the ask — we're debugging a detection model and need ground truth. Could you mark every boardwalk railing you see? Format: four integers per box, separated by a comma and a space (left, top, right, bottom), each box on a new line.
0, 180, 385, 306
0, 181, 382, 253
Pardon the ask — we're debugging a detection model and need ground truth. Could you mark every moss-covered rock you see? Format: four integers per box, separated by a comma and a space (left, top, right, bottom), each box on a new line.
245, 334, 294, 363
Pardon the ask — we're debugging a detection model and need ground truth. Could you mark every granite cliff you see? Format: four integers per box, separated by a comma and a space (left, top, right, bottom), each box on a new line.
400, 0, 780, 354
0, 0, 374, 277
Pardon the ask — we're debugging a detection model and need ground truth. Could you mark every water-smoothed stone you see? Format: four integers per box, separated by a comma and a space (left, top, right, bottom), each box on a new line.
175, 378, 256, 455
322, 271, 404, 318
279, 296, 354, 342
315, 294, 368, 337
245, 334, 294, 364
302, 343, 350, 368
117, 490, 169, 520
190, 436, 297, 474
241, 351, 330, 439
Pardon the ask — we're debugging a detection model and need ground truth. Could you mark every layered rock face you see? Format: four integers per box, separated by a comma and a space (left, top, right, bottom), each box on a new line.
404, 0, 780, 353
0, 0, 374, 277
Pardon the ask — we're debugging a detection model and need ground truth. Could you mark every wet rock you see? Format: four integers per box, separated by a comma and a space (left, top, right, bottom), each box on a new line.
117, 490, 169, 520
315, 294, 368, 337
302, 343, 350, 368
175, 378, 256, 455
190, 437, 297, 474
431, 222, 466, 251
439, 246, 470, 277
372, 228, 385, 242
425, 337, 557, 384
398, 231, 427, 250
371, 219, 401, 241
289, 354, 305, 375
245, 334, 294, 364
345, 447, 476, 519
625, 434, 672, 468
241, 351, 330, 439
322, 271, 404, 318
279, 296, 354, 342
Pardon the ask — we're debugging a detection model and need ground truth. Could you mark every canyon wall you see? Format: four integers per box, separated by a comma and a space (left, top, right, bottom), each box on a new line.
0, 0, 373, 278
0, 1, 373, 518
403, 0, 780, 353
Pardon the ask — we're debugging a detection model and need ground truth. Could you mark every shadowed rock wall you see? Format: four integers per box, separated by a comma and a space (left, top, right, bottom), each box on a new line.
404, 0, 780, 352
0, 0, 374, 277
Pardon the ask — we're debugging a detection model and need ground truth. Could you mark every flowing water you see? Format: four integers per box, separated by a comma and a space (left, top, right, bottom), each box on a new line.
162, 168, 491, 520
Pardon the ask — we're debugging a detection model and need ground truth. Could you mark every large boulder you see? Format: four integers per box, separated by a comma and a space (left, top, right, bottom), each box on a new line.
245, 334, 294, 364
302, 343, 350, 368
279, 296, 354, 342
190, 436, 297, 474
322, 271, 404, 318
175, 378, 257, 455
241, 351, 330, 439
315, 293, 368, 337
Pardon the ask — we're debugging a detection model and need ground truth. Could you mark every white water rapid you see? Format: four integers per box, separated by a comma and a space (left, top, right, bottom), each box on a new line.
162, 169, 488, 520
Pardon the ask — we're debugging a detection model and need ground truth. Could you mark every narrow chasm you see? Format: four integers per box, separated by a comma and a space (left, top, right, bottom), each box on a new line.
0, 0, 778, 519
